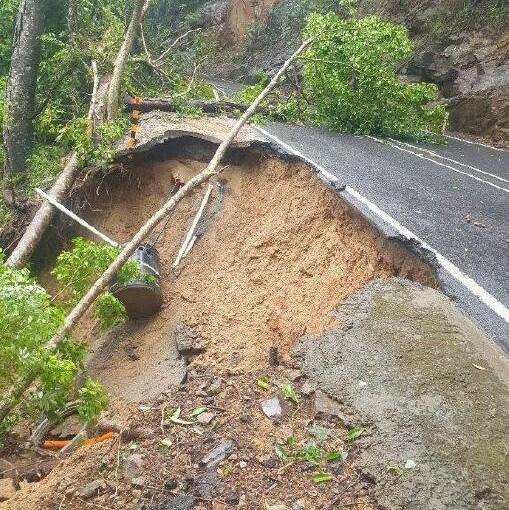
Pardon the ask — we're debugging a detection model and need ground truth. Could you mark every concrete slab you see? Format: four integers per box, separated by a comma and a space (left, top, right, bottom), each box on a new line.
294, 278, 509, 510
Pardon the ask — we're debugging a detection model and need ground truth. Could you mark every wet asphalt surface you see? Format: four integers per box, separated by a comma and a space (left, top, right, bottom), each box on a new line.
257, 122, 509, 354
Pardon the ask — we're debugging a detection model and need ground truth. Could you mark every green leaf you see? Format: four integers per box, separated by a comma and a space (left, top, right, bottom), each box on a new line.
189, 407, 206, 418
257, 375, 271, 390
387, 465, 404, 476
326, 451, 348, 462
346, 425, 365, 443
281, 383, 299, 404
274, 443, 289, 463
167, 407, 193, 425
312, 471, 333, 483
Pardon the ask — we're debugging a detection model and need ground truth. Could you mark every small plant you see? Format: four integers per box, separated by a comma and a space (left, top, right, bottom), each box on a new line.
274, 434, 348, 483
281, 382, 300, 404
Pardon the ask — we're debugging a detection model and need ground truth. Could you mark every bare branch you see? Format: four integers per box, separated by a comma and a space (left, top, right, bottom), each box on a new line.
154, 28, 202, 64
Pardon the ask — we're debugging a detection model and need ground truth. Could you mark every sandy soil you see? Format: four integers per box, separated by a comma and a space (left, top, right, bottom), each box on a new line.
69, 154, 437, 401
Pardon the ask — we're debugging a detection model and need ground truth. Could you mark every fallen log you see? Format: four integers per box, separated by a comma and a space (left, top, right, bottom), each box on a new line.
124, 96, 271, 115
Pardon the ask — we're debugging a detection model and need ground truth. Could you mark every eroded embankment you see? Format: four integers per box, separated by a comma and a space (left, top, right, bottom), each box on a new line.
66, 143, 438, 402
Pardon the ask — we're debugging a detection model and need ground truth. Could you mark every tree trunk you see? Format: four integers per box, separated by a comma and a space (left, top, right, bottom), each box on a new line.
2, 0, 46, 202
124, 97, 270, 115
106, 0, 146, 120
67, 0, 79, 44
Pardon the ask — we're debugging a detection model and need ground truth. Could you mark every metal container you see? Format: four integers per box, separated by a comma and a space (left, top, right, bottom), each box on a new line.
110, 244, 163, 319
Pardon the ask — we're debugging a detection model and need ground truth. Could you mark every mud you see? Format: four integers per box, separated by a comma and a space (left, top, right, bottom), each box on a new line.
65, 144, 437, 402
294, 278, 509, 510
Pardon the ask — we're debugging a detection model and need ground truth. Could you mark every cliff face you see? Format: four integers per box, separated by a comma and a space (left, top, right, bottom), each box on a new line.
196, 0, 508, 143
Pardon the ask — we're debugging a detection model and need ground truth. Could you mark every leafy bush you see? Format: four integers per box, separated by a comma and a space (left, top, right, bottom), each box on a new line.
302, 13, 447, 139
53, 237, 152, 328
0, 250, 107, 437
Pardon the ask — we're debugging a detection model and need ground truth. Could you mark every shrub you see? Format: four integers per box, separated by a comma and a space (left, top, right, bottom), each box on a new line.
0, 250, 107, 438
302, 13, 447, 139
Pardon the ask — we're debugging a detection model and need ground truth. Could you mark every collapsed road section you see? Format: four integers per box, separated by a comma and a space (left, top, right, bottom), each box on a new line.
2, 114, 508, 510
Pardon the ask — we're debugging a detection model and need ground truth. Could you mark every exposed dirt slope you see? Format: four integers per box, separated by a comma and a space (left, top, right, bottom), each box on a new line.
71, 153, 436, 402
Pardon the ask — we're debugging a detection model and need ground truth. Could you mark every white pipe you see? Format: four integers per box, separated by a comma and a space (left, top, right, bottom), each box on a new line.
35, 188, 119, 248
173, 183, 214, 268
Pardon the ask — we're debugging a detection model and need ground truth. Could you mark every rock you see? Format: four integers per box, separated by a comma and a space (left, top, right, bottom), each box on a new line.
79, 479, 106, 499
196, 411, 216, 425
0, 478, 16, 502
200, 439, 236, 468
237, 494, 247, 508
283, 368, 302, 381
197, 0, 228, 26
164, 478, 178, 491
192, 470, 219, 498
50, 414, 82, 439
314, 390, 350, 425
162, 494, 196, 510
225, 492, 239, 504
123, 453, 144, 486
261, 397, 282, 418
207, 377, 222, 395
174, 323, 206, 357
301, 380, 317, 396
257, 454, 278, 469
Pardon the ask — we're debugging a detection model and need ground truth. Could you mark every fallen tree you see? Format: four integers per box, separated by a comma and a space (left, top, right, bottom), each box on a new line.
0, 38, 312, 428
124, 96, 270, 115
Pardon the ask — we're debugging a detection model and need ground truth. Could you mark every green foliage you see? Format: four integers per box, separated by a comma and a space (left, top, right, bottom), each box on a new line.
0, 249, 107, 436
302, 13, 447, 140
345, 425, 365, 443
0, 0, 18, 75
53, 237, 153, 329
274, 433, 348, 483
281, 382, 300, 404
77, 378, 109, 423
95, 292, 127, 330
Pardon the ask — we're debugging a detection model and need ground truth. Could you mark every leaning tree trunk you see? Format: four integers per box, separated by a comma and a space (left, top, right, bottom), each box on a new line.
2, 0, 46, 203
106, 0, 146, 120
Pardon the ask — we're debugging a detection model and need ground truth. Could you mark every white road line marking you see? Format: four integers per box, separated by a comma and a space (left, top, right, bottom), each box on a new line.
388, 138, 509, 184
444, 134, 507, 152
254, 125, 509, 324
368, 136, 509, 194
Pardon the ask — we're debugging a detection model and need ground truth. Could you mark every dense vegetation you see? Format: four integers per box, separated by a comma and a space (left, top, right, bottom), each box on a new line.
303, 13, 446, 139
0, 249, 108, 438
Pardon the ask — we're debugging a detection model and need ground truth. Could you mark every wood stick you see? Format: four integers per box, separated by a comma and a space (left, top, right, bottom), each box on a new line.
173, 183, 214, 268
35, 188, 118, 247
0, 38, 313, 425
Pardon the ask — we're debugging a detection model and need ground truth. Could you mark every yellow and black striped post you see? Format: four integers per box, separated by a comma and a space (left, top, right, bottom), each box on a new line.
129, 96, 141, 147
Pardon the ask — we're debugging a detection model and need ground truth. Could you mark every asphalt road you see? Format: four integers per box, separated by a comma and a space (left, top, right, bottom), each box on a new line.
254, 123, 509, 353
